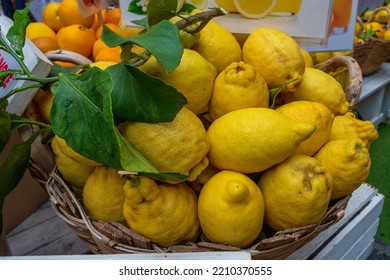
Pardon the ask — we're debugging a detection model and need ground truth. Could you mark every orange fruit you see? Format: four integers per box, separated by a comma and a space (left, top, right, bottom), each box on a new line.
91, 13, 102, 31
32, 37, 59, 54
26, 22, 56, 41
58, 0, 95, 28
95, 23, 118, 39
92, 38, 110, 60
54, 61, 77, 67
95, 47, 121, 63
42, 2, 63, 32
57, 24, 96, 58
103, 7, 121, 25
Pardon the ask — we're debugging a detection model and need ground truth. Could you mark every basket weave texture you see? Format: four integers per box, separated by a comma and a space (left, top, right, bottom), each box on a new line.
353, 7, 390, 76
21, 56, 362, 260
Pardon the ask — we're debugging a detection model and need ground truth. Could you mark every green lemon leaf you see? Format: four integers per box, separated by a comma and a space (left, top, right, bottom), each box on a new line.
147, 0, 177, 27
0, 130, 40, 232
179, 3, 197, 13
131, 17, 148, 29
49, 67, 187, 182
6, 5, 30, 57
0, 101, 11, 153
128, 0, 146, 15
107, 63, 187, 123
101, 20, 183, 73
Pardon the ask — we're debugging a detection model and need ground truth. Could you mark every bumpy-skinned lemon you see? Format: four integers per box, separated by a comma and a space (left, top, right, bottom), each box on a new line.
54, 135, 102, 167
209, 61, 269, 122
120, 107, 210, 178
123, 176, 200, 247
139, 49, 217, 114
276, 101, 335, 156
258, 154, 333, 231
83, 166, 126, 222
281, 67, 350, 115
314, 138, 371, 200
198, 170, 265, 248
207, 108, 316, 173
329, 112, 378, 149
186, 156, 209, 182
51, 136, 95, 189
242, 27, 305, 92
188, 162, 220, 193
192, 19, 242, 73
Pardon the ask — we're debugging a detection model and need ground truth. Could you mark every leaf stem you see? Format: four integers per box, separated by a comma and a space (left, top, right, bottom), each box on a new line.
175, 7, 226, 34
12, 118, 51, 128
1, 83, 42, 101
128, 49, 152, 67
14, 75, 59, 84
0, 35, 31, 76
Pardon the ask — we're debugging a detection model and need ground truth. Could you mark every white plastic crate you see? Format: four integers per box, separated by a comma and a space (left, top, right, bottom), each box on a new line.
357, 63, 390, 127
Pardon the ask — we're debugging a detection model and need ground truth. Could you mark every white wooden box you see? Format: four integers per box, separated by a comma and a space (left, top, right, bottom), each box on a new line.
357, 63, 390, 127
287, 183, 384, 259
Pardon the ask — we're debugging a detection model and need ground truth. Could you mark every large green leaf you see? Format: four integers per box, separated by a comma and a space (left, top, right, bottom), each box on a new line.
101, 20, 183, 73
0, 130, 40, 232
147, 0, 177, 27
0, 99, 11, 153
6, 6, 30, 57
107, 63, 187, 123
128, 0, 146, 15
49, 67, 187, 182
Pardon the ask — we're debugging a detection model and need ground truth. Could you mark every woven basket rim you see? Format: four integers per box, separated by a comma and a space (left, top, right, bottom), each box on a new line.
40, 165, 350, 259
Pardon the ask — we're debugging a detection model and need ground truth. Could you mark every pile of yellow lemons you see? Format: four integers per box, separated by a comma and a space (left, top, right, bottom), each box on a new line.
34, 3, 378, 250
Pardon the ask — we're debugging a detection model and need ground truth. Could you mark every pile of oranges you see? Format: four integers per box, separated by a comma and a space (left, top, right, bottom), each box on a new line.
26, 0, 123, 65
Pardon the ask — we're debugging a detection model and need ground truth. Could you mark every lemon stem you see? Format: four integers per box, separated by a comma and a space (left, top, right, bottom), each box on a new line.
269, 78, 299, 109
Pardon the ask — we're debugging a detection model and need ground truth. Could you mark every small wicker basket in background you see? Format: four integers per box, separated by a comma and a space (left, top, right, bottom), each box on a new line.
353, 7, 390, 76
19, 54, 362, 260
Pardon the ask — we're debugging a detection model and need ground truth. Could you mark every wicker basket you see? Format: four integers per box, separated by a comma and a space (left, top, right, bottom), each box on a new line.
20, 55, 362, 260
353, 7, 390, 76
